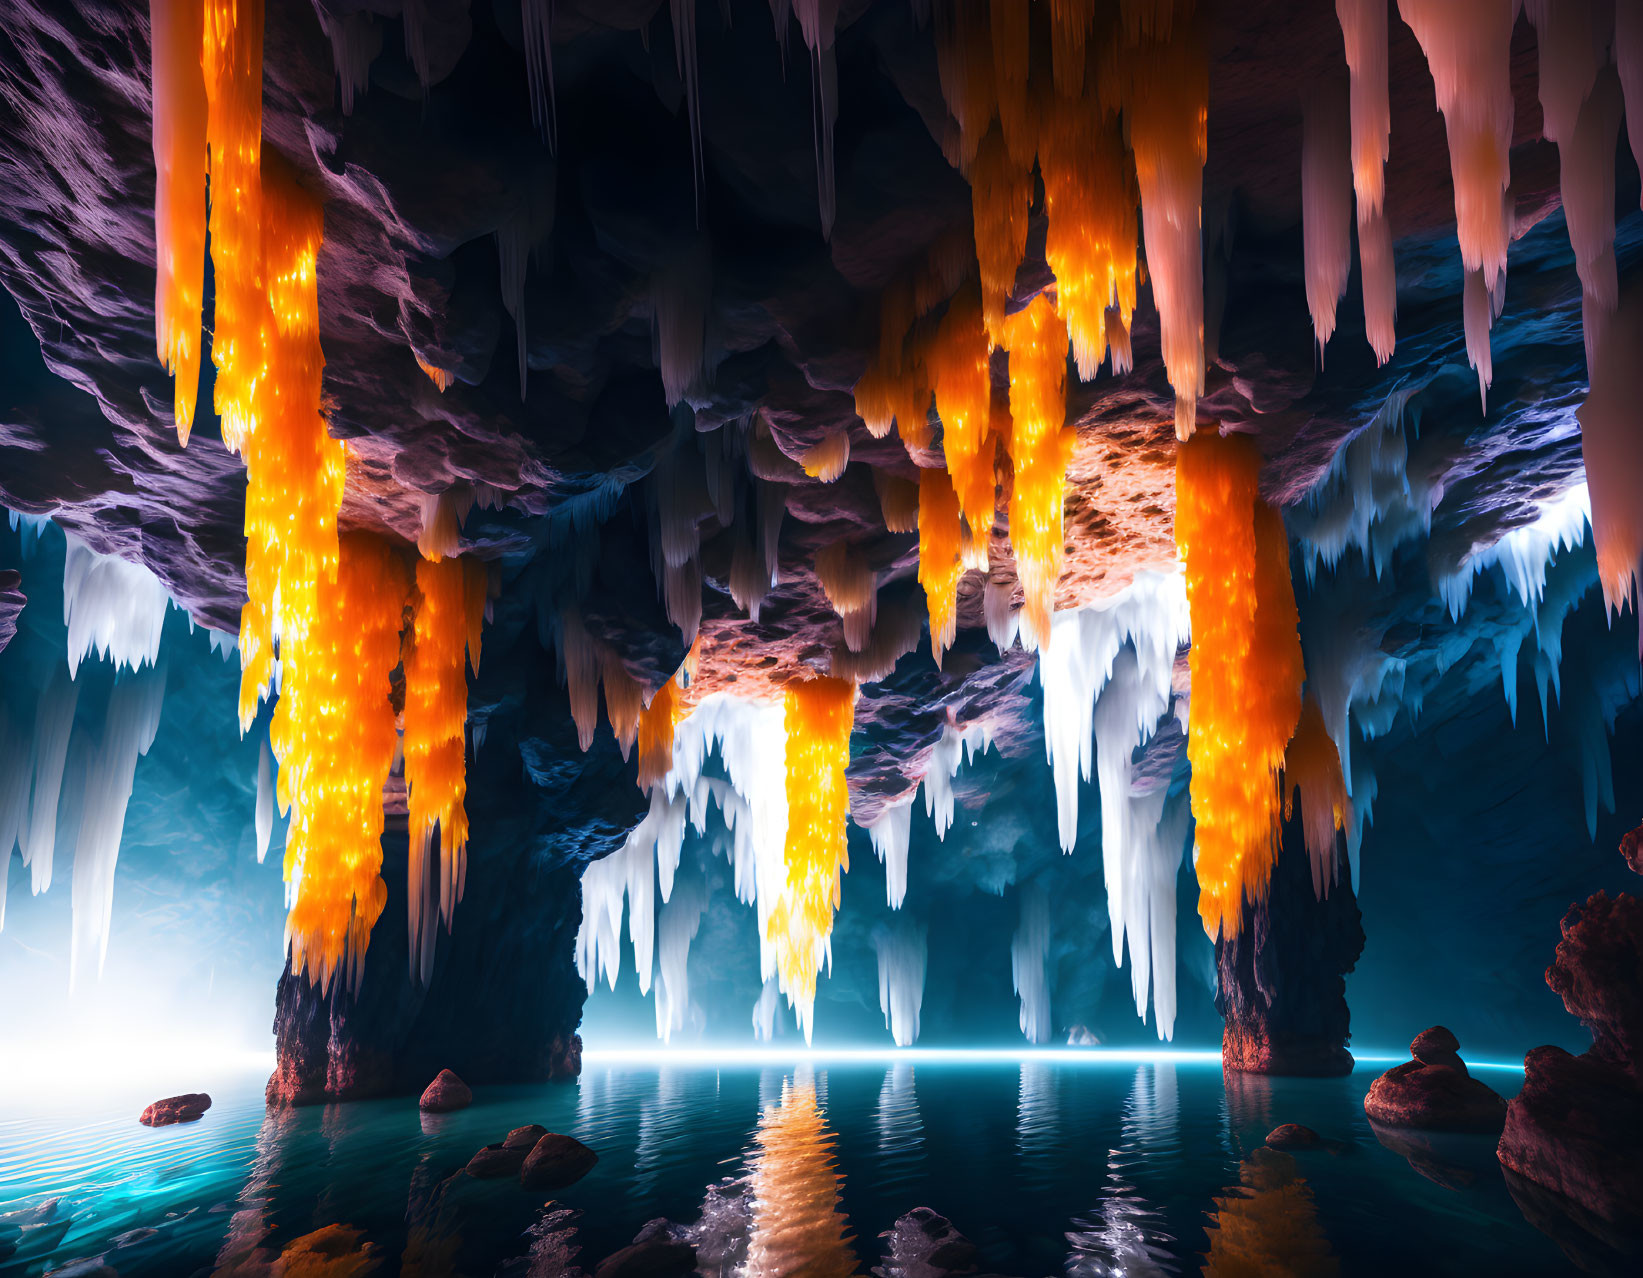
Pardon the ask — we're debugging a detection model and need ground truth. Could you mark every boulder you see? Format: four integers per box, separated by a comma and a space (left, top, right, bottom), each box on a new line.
1363, 1028, 1506, 1132
418, 1069, 472, 1113
138, 1093, 211, 1126
465, 1142, 529, 1179
520, 1132, 598, 1190
504, 1123, 549, 1149
1265, 1123, 1322, 1150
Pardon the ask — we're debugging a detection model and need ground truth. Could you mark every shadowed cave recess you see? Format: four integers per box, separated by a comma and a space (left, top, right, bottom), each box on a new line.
2, 0, 1643, 1274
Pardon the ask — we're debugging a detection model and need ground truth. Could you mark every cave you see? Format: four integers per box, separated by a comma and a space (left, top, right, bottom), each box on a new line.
2, 1, 1642, 1275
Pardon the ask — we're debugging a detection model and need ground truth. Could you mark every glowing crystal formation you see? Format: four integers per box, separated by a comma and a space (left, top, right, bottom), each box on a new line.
1176, 431, 1303, 939
767, 676, 854, 1039
403, 554, 486, 982
1282, 696, 1352, 899
930, 287, 996, 538
276, 534, 408, 990
970, 127, 1032, 343
917, 466, 964, 666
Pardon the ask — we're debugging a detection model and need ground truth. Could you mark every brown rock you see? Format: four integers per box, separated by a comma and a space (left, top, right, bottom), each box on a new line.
418, 1069, 472, 1113
504, 1124, 549, 1150
520, 1132, 598, 1190
1364, 1032, 1506, 1132
593, 1239, 696, 1278
1265, 1123, 1322, 1150
465, 1142, 529, 1179
1620, 824, 1642, 877
138, 1093, 211, 1126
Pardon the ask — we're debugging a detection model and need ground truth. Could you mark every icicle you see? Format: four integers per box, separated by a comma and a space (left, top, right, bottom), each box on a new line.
1577, 279, 1643, 621
1397, 0, 1515, 290
522, 0, 558, 146
866, 797, 913, 908
1011, 882, 1052, 1043
20, 672, 78, 894
753, 977, 782, 1041
655, 876, 706, 1042
921, 719, 992, 840
150, 0, 208, 443
873, 917, 927, 1046
793, 1, 839, 238
255, 738, 273, 864
1176, 432, 1304, 939
61, 535, 170, 679
1038, 570, 1190, 853
0, 709, 28, 930
318, 5, 381, 115
1437, 481, 1591, 621
1302, 81, 1353, 356
984, 568, 1019, 651
69, 668, 166, 991
814, 540, 876, 652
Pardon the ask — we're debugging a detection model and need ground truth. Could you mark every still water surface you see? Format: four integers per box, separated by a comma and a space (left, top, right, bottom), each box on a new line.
0, 1058, 1580, 1276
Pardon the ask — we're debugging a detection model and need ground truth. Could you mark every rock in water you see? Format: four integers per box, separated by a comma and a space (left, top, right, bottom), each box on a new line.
466, 1142, 529, 1179
1266, 1123, 1323, 1150
418, 1069, 472, 1113
505, 1123, 549, 1149
138, 1093, 211, 1126
593, 1239, 696, 1278
1364, 1027, 1506, 1131
520, 1132, 598, 1189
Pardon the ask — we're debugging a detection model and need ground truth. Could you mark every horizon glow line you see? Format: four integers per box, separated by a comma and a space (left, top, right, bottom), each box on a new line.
581, 1046, 1527, 1071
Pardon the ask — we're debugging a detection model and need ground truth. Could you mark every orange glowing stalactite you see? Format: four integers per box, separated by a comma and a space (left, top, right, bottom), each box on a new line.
150, 0, 209, 444
917, 465, 964, 666
1039, 91, 1140, 379
768, 676, 855, 1036
636, 673, 682, 789
970, 127, 1034, 345
934, 0, 998, 172
1002, 294, 1073, 649
276, 533, 409, 990
404, 555, 486, 947
1283, 695, 1352, 898
202, 0, 266, 452
1176, 431, 1303, 939
930, 287, 996, 540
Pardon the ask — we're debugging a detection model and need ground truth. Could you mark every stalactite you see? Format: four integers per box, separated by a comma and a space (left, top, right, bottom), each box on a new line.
1122, 15, 1209, 438
930, 286, 996, 538
934, 0, 997, 171
61, 535, 170, 679
670, 0, 705, 216
865, 798, 912, 908
1302, 82, 1353, 357
768, 676, 854, 1040
1462, 267, 1494, 413
653, 249, 710, 409
970, 127, 1034, 344
637, 673, 683, 790
1039, 92, 1139, 380
276, 534, 409, 991
1012, 882, 1052, 1043
793, 1, 839, 238
1397, 0, 1515, 290
603, 654, 645, 760
498, 215, 531, 401
403, 555, 485, 982
1336, 0, 1390, 217
921, 719, 992, 840
417, 489, 470, 562
800, 431, 851, 482
814, 540, 877, 653
1356, 203, 1398, 365
1619, 1, 1643, 208
1002, 294, 1072, 649
872, 469, 920, 534
1047, 0, 1095, 98
318, 5, 381, 115
1578, 278, 1643, 622
917, 465, 964, 666
150, 0, 208, 444
202, 0, 265, 452
522, 0, 558, 146
255, 739, 273, 864
1176, 431, 1304, 940
1282, 697, 1351, 900
873, 917, 927, 1047
21, 673, 78, 894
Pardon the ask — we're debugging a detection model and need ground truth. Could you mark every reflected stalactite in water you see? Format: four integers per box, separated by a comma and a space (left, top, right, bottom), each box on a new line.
743, 1072, 861, 1278
1201, 1148, 1340, 1278
211, 1108, 304, 1277
1066, 1065, 1179, 1277
1016, 1061, 1062, 1194
872, 1064, 925, 1188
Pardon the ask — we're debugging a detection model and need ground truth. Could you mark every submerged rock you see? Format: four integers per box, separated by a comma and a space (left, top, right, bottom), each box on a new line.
592, 1238, 696, 1278
1265, 1124, 1322, 1150
418, 1069, 472, 1113
1364, 1027, 1506, 1132
466, 1142, 529, 1179
520, 1132, 598, 1190
879, 1207, 983, 1276
138, 1093, 211, 1126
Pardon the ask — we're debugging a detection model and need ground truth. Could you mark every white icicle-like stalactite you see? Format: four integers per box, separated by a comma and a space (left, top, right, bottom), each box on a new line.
872, 916, 927, 1047
655, 875, 706, 1043
255, 738, 273, 865
1038, 569, 1190, 854
62, 535, 171, 679
866, 796, 912, 909
1011, 882, 1052, 1044
921, 718, 991, 841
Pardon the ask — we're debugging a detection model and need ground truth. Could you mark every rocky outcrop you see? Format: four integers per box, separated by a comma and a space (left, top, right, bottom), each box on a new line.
521, 1132, 599, 1190
1498, 872, 1643, 1256
0, 569, 21, 653
1265, 1124, 1322, 1150
419, 1069, 473, 1113
137, 1093, 211, 1126
1217, 802, 1365, 1075
1364, 1027, 1507, 1132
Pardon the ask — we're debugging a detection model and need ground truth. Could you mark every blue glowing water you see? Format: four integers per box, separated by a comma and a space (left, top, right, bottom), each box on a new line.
0, 1058, 1584, 1276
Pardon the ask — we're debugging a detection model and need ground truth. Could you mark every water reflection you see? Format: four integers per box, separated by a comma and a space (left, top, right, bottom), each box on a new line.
1015, 1061, 1061, 1194
873, 1064, 925, 1190
1066, 1065, 1179, 1277
1201, 1147, 1339, 1278
743, 1070, 860, 1277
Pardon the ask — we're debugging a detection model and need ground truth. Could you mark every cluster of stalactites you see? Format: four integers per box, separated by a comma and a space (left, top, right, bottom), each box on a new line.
275, 533, 408, 991
556, 604, 697, 776
403, 554, 487, 984
917, 465, 965, 666
1282, 696, 1352, 900
1335, 0, 1397, 365
1175, 430, 1304, 939
767, 675, 855, 1039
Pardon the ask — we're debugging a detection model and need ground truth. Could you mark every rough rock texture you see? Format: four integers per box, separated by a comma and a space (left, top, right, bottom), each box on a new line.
593, 1238, 697, 1278
520, 1132, 599, 1190
418, 1069, 473, 1113
1364, 1028, 1507, 1132
1218, 803, 1365, 1076
137, 1093, 211, 1126
1265, 1124, 1322, 1150
505, 1123, 549, 1149
466, 1141, 529, 1178
1499, 878, 1643, 1249
0, 568, 21, 653
1622, 824, 1643, 878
